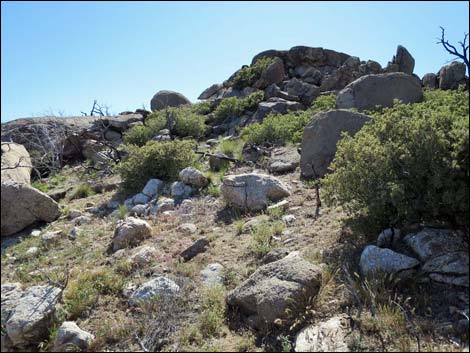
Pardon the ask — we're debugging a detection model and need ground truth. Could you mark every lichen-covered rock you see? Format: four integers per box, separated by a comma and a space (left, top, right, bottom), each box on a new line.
295, 315, 352, 352
179, 167, 208, 188
227, 252, 322, 329
129, 277, 180, 305
112, 217, 152, 252
221, 173, 290, 211
3, 285, 62, 348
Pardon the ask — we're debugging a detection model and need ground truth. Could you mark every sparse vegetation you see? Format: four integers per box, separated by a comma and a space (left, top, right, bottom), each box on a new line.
213, 91, 264, 123
70, 183, 95, 200
228, 57, 275, 89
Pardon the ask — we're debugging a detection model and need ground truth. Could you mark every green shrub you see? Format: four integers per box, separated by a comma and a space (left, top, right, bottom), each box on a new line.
191, 100, 212, 115
70, 183, 95, 200
241, 94, 336, 145
213, 91, 264, 123
198, 284, 227, 337
123, 107, 207, 147
32, 180, 49, 193
218, 139, 243, 159
323, 89, 469, 229
228, 57, 275, 89
116, 140, 197, 193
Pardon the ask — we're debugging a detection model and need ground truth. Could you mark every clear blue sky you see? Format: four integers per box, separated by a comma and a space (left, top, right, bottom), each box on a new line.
1, 1, 469, 122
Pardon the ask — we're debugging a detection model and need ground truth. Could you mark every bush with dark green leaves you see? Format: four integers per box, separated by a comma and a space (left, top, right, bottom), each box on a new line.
323, 89, 469, 230
241, 94, 336, 145
213, 91, 264, 123
116, 140, 197, 193
123, 107, 207, 146
228, 57, 275, 89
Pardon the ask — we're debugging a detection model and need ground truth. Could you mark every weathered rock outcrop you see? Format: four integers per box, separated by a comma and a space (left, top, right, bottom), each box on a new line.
1, 181, 61, 237
336, 72, 423, 111
1, 142, 32, 184
150, 90, 191, 111
300, 110, 371, 178
437, 61, 467, 90
227, 252, 322, 329
221, 173, 290, 211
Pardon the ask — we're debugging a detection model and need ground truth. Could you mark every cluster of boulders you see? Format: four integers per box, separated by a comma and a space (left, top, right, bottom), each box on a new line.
422, 61, 468, 90
360, 227, 469, 288
1, 142, 61, 237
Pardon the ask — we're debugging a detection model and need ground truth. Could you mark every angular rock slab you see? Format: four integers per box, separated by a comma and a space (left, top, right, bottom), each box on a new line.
227, 252, 322, 329
1, 181, 61, 237
4, 285, 61, 348
336, 72, 423, 111
221, 173, 290, 212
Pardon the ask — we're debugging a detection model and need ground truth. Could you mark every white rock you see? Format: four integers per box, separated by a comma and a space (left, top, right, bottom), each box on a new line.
129, 277, 180, 305
53, 321, 94, 352
25, 247, 39, 257
360, 245, 420, 278
200, 263, 225, 286
40, 230, 63, 244
178, 223, 197, 235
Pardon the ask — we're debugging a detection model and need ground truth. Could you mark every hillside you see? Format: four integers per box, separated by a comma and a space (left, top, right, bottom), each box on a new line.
1, 45, 469, 352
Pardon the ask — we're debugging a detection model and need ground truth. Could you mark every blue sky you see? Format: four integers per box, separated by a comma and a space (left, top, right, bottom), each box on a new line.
1, 1, 469, 122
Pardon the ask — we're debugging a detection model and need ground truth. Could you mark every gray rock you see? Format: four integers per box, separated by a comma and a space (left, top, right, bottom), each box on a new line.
438, 61, 467, 90
254, 57, 285, 89
129, 245, 158, 267
200, 263, 225, 286
112, 217, 152, 252
227, 252, 322, 329
295, 315, 351, 352
252, 98, 303, 122
179, 237, 210, 261
283, 78, 320, 105
260, 248, 290, 264
40, 230, 64, 244
133, 193, 150, 205
198, 83, 223, 100
393, 45, 415, 75
221, 173, 290, 211
4, 285, 62, 348
377, 228, 401, 248
73, 215, 91, 226
422, 73, 438, 89
68, 209, 82, 220
1, 181, 61, 237
142, 179, 163, 198
130, 204, 148, 217
129, 277, 180, 305
336, 73, 423, 111
300, 110, 371, 178
150, 90, 191, 111
53, 321, 94, 352
178, 223, 197, 235
1, 143, 31, 184
149, 197, 175, 215
171, 181, 194, 202
359, 245, 420, 278
179, 167, 208, 188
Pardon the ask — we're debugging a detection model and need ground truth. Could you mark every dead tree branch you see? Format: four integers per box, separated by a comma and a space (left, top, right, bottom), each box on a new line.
438, 26, 469, 74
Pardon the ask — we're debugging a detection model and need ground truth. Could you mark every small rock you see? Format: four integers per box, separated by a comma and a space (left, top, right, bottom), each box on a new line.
200, 263, 225, 286
178, 223, 197, 235
111, 217, 152, 252
376, 228, 401, 248
180, 237, 210, 261
171, 181, 194, 202
142, 179, 164, 198
40, 230, 63, 244
268, 200, 289, 212
178, 199, 194, 215
282, 214, 296, 225
107, 200, 120, 209
129, 277, 180, 305
179, 167, 208, 188
130, 246, 158, 267
53, 321, 94, 352
25, 247, 39, 257
31, 230, 41, 237
73, 215, 91, 226
68, 227, 79, 239
68, 209, 82, 220
130, 204, 148, 217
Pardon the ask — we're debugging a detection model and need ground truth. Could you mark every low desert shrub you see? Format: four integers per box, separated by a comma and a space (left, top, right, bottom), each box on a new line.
323, 89, 469, 229
116, 140, 197, 193
228, 57, 275, 89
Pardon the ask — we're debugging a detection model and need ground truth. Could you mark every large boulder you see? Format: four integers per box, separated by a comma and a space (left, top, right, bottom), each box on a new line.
295, 315, 352, 352
1, 143, 31, 184
336, 72, 423, 111
422, 73, 438, 89
111, 217, 152, 252
437, 61, 467, 90
198, 83, 223, 100
254, 57, 286, 89
150, 90, 191, 111
3, 285, 62, 349
1, 181, 61, 237
300, 110, 371, 178
227, 252, 322, 329
221, 173, 290, 211
392, 45, 415, 75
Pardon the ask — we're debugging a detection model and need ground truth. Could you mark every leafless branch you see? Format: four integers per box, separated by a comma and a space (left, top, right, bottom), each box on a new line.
438, 26, 469, 74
